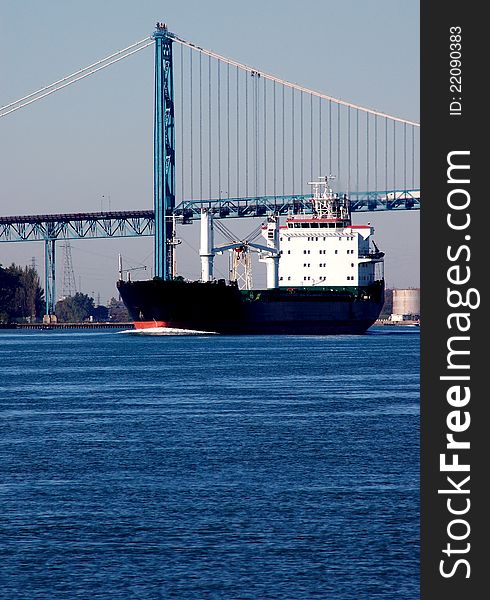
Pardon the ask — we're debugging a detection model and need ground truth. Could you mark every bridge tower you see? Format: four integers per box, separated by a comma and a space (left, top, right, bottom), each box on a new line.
153, 23, 175, 279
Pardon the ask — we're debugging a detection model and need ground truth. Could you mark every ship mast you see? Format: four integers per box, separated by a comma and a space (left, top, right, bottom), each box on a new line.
307, 175, 351, 223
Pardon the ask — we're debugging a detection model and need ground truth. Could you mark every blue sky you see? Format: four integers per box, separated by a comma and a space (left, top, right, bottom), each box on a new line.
0, 1, 419, 301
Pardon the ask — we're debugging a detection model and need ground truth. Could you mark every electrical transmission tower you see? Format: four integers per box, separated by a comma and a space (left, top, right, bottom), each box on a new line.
61, 242, 77, 298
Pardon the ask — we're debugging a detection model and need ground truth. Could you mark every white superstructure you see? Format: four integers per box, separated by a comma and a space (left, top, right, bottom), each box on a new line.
199, 176, 383, 290
262, 177, 384, 288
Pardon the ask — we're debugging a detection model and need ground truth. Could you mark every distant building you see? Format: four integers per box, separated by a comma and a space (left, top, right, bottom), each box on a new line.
391, 288, 420, 321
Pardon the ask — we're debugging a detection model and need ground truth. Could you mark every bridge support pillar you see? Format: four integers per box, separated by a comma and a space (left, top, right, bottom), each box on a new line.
153, 24, 175, 280
44, 239, 56, 317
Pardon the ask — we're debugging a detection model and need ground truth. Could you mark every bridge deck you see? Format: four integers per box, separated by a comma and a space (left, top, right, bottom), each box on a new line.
0, 191, 419, 243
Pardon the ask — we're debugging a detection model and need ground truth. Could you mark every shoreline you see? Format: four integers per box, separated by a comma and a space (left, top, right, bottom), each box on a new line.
0, 322, 133, 330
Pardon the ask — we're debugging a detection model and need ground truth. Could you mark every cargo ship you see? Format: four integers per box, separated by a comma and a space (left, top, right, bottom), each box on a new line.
117, 177, 385, 334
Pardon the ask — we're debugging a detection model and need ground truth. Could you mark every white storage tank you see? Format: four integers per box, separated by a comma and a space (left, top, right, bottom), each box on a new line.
392, 288, 420, 318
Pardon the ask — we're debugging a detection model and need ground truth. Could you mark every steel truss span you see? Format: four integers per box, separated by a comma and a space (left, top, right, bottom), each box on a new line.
0, 211, 154, 243
175, 189, 421, 221
0, 188, 420, 243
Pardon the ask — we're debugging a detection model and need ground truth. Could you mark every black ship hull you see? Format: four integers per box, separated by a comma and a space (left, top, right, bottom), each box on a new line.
117, 279, 384, 335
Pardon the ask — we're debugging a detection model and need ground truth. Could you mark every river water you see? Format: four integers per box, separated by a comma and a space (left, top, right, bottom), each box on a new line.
0, 327, 419, 599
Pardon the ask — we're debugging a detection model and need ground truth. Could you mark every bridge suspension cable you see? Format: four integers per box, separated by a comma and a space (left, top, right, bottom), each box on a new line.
2, 29, 420, 203
170, 33, 419, 128
0, 37, 153, 118
175, 39, 419, 203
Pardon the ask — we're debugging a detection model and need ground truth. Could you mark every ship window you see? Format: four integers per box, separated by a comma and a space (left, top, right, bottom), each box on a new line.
288, 276, 291, 281
308, 250, 311, 254
303, 250, 306, 254
280, 276, 283, 281
287, 250, 291, 254
308, 263, 310, 267
351, 263, 354, 267
335, 250, 338, 254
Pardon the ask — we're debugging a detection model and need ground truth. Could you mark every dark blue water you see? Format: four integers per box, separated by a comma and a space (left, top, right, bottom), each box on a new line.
0, 327, 419, 599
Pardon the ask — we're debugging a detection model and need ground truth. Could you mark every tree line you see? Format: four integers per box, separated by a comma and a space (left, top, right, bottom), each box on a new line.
0, 263, 128, 323
0, 264, 44, 323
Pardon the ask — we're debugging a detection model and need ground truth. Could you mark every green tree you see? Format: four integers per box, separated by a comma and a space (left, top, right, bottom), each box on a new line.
0, 266, 18, 322
55, 293, 95, 322
108, 297, 130, 322
92, 304, 109, 322
0, 264, 44, 322
7, 265, 44, 319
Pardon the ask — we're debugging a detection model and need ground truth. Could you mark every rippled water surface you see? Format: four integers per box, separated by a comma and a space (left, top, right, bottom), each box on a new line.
0, 327, 419, 599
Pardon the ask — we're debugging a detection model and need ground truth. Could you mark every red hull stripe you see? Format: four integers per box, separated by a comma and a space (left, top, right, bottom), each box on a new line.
134, 321, 168, 329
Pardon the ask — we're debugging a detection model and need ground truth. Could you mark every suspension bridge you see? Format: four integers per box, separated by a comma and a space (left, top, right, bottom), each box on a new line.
0, 22, 420, 316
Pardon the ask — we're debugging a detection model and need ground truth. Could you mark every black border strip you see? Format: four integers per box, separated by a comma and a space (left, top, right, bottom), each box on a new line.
421, 3, 485, 597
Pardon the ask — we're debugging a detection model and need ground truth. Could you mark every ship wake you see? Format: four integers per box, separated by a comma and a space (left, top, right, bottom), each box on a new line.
119, 327, 218, 336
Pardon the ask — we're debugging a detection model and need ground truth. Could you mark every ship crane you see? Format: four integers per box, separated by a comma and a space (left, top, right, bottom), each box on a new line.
199, 209, 280, 289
